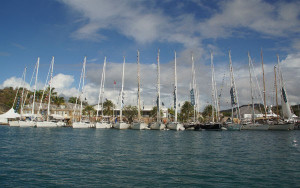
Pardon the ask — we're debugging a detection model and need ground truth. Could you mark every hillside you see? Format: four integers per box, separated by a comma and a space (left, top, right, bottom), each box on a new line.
0, 87, 19, 114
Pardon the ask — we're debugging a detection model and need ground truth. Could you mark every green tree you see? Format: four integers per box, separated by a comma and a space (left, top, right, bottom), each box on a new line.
83, 105, 96, 118
168, 107, 175, 120
123, 105, 138, 123
68, 97, 78, 104
180, 101, 194, 122
103, 99, 114, 116
202, 105, 217, 122
53, 96, 65, 106
35, 90, 43, 102
150, 106, 163, 119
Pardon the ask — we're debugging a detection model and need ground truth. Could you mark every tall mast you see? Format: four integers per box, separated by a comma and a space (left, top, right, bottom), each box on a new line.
113, 80, 116, 122
191, 53, 196, 122
97, 57, 106, 121
20, 67, 27, 115
174, 51, 178, 122
137, 50, 141, 122
248, 52, 255, 124
47, 56, 54, 121
80, 56, 86, 123
32, 57, 40, 115
72, 59, 84, 123
229, 51, 241, 121
102, 57, 106, 119
210, 52, 215, 122
213, 53, 220, 121
120, 56, 125, 122
157, 50, 161, 122
261, 49, 267, 119
274, 65, 279, 122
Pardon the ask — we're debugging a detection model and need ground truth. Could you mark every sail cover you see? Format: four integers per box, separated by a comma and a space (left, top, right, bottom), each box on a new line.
190, 88, 195, 106
230, 87, 237, 105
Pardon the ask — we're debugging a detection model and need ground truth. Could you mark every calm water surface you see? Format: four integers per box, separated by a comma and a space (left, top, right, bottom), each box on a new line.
0, 126, 299, 187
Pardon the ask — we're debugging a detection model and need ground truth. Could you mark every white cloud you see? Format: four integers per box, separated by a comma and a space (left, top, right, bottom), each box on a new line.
0, 77, 31, 89
61, 0, 300, 50
60, 0, 202, 47
52, 73, 74, 89
198, 0, 300, 38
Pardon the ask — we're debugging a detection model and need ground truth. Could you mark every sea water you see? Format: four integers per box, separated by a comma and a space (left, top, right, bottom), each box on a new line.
0, 126, 299, 187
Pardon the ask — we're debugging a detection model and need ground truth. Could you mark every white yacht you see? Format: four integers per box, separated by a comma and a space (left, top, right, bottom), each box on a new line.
166, 51, 184, 131
130, 50, 148, 130
150, 122, 166, 130
241, 53, 269, 131
95, 57, 112, 129
72, 57, 94, 129
150, 50, 166, 130
113, 57, 130, 130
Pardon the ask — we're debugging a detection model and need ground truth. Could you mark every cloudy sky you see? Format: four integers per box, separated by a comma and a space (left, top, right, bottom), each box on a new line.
0, 0, 299, 111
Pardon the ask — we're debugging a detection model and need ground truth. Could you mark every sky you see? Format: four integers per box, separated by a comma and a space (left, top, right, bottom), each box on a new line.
0, 0, 299, 111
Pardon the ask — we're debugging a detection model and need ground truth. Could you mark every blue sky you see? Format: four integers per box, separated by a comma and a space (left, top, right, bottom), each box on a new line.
0, 0, 299, 109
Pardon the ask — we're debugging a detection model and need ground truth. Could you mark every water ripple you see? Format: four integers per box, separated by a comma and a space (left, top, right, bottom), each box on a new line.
0, 126, 299, 187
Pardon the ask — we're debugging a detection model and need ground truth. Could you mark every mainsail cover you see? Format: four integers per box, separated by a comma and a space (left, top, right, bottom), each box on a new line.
230, 87, 237, 106
190, 88, 195, 106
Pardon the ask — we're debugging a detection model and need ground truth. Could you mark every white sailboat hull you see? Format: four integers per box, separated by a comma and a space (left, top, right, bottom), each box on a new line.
36, 121, 58, 127
241, 124, 269, 130
56, 121, 66, 127
19, 121, 36, 127
95, 122, 111, 129
113, 122, 130, 129
269, 123, 294, 130
150, 122, 166, 130
9, 121, 20, 126
167, 122, 185, 131
72, 122, 94, 128
131, 122, 148, 130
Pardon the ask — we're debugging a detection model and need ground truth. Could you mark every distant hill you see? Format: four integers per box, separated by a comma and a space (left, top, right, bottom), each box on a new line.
0, 87, 19, 114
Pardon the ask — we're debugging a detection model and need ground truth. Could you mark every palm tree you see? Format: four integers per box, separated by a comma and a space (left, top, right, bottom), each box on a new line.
53, 96, 65, 106
102, 99, 114, 116
202, 104, 215, 122
123, 105, 138, 123
35, 90, 43, 102
180, 101, 194, 122
168, 107, 175, 121
83, 105, 96, 118
68, 97, 78, 104
150, 106, 163, 120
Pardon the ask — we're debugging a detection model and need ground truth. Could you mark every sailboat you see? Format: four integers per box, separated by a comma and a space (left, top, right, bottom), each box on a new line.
241, 52, 269, 130
200, 51, 222, 130
113, 56, 130, 129
20, 58, 40, 127
186, 53, 200, 130
268, 55, 294, 130
150, 50, 166, 130
95, 57, 112, 129
167, 51, 185, 131
72, 57, 94, 128
36, 57, 59, 127
226, 51, 242, 131
131, 50, 148, 130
